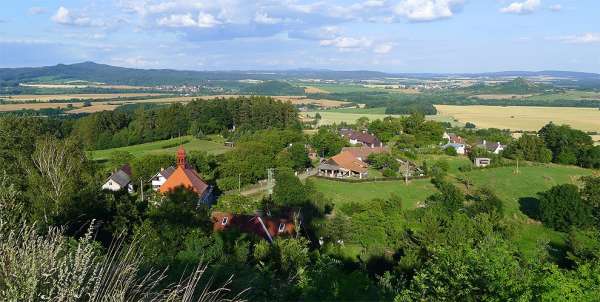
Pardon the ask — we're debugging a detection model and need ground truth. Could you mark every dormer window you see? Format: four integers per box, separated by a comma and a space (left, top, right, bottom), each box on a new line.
221, 217, 228, 225
278, 223, 285, 233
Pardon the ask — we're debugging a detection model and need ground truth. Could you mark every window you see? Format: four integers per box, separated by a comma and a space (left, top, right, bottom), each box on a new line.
278, 223, 286, 233
221, 217, 228, 225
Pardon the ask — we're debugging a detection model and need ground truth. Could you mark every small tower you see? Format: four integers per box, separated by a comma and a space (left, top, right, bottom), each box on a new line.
177, 146, 186, 168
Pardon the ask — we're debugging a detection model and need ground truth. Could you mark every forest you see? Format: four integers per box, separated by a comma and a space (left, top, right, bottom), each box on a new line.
1, 96, 600, 301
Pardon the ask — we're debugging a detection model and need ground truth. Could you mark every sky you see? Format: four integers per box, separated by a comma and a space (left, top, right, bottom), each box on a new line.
0, 0, 599, 72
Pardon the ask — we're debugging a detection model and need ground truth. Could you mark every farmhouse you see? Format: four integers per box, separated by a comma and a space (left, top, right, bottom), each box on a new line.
102, 164, 134, 193
443, 132, 466, 145
477, 140, 506, 154
157, 147, 214, 205
441, 142, 467, 155
341, 146, 390, 162
212, 211, 297, 243
340, 129, 383, 148
318, 151, 368, 179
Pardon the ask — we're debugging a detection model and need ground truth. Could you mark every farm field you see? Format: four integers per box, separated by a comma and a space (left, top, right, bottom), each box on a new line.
0, 95, 348, 113
88, 135, 231, 160
0, 93, 165, 101
19, 83, 152, 90
306, 110, 459, 126
435, 105, 600, 132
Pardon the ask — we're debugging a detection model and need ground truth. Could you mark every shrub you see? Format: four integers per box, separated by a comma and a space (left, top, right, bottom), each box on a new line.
382, 168, 397, 178
538, 184, 592, 232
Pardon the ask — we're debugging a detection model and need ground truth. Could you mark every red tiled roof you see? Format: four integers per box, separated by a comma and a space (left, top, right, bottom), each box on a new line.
212, 212, 296, 241
159, 147, 209, 197
330, 151, 368, 173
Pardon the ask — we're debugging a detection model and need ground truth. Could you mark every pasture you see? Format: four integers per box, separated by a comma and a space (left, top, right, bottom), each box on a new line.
435, 105, 600, 132
88, 135, 230, 160
0, 93, 165, 102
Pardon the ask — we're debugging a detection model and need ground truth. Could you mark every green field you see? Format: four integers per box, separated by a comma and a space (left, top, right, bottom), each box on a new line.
88, 135, 230, 160
308, 110, 459, 126
312, 157, 594, 257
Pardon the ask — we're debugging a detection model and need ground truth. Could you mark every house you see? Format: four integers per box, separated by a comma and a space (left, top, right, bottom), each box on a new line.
477, 140, 505, 154
318, 151, 368, 179
340, 129, 383, 148
443, 132, 466, 144
441, 143, 467, 155
102, 164, 134, 193
150, 166, 176, 191
158, 147, 214, 205
474, 158, 491, 167
341, 146, 390, 162
212, 211, 298, 243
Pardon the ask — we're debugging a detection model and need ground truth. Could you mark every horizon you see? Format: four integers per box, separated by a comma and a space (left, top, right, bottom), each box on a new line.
1, 1, 600, 73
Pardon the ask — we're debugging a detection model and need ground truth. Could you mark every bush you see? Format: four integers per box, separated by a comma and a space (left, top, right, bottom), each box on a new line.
382, 168, 397, 178
538, 184, 592, 232
444, 146, 458, 156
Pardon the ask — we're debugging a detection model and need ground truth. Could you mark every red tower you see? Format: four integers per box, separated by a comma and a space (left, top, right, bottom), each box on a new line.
176, 146, 186, 167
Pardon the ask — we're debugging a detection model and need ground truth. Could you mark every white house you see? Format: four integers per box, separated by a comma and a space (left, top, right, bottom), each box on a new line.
442, 143, 467, 155
150, 166, 176, 191
477, 140, 505, 155
102, 165, 134, 193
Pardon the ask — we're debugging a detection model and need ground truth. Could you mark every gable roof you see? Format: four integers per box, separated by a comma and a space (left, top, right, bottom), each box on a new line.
342, 146, 390, 159
330, 151, 368, 173
212, 212, 296, 242
107, 169, 131, 187
340, 129, 382, 146
477, 141, 505, 152
159, 166, 209, 196
158, 166, 176, 179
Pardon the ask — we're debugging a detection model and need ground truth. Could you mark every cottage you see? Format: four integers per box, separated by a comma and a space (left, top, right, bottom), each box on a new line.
340, 129, 383, 148
477, 140, 505, 154
102, 164, 134, 193
158, 147, 214, 205
150, 166, 176, 191
341, 146, 390, 162
212, 211, 298, 243
318, 151, 368, 179
441, 143, 467, 155
443, 132, 466, 145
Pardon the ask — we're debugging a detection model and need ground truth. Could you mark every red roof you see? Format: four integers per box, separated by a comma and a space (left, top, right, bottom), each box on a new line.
212, 212, 296, 241
330, 151, 368, 173
159, 147, 209, 197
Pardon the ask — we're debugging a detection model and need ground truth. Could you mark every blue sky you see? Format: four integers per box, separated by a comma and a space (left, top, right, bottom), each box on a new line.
1, 0, 599, 72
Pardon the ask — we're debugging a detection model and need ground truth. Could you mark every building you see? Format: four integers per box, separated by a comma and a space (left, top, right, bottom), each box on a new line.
474, 158, 491, 167
340, 129, 383, 148
150, 166, 176, 191
341, 146, 390, 162
477, 140, 505, 154
441, 143, 467, 155
318, 151, 368, 179
158, 147, 214, 205
212, 211, 297, 243
443, 132, 466, 145
102, 164, 134, 193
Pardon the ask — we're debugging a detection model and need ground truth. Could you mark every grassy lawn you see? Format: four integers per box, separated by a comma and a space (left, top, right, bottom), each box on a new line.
311, 177, 436, 210
88, 135, 230, 160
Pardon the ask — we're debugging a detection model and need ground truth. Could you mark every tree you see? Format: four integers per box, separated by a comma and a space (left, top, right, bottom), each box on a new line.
539, 123, 594, 165
367, 153, 399, 171
272, 169, 307, 207
108, 151, 134, 170
465, 122, 476, 129
537, 184, 592, 232
503, 134, 552, 163
214, 194, 261, 215
310, 128, 346, 157
444, 146, 458, 156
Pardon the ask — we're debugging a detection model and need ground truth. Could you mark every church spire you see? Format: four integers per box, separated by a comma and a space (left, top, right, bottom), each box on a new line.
177, 146, 186, 168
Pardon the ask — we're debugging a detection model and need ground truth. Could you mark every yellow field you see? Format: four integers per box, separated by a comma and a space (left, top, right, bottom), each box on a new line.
19, 83, 153, 90
303, 86, 330, 94
0, 95, 347, 113
0, 93, 165, 102
435, 105, 600, 132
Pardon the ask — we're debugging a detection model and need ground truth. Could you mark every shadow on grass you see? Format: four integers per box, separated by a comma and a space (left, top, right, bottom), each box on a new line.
519, 197, 540, 220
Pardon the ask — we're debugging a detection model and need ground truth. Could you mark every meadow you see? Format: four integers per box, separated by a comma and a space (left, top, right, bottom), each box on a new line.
88, 135, 231, 160
435, 105, 600, 132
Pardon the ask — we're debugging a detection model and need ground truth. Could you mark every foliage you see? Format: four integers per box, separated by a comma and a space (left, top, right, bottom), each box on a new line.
537, 184, 592, 232
214, 194, 261, 215
539, 123, 597, 166
503, 134, 552, 163
272, 169, 308, 207
310, 128, 347, 157
368, 153, 399, 170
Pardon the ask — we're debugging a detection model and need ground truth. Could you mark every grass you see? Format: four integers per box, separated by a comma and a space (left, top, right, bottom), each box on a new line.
435, 105, 600, 132
88, 135, 230, 160
311, 177, 436, 210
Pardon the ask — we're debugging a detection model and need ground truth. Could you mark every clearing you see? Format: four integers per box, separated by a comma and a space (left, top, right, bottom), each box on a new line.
88, 135, 231, 160
435, 105, 600, 132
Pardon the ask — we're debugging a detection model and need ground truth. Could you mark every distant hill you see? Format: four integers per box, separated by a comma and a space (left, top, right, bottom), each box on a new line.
468, 78, 552, 94
1, 62, 599, 87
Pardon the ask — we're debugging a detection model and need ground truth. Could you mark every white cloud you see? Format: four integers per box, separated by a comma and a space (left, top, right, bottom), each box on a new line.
320, 36, 373, 51
374, 43, 393, 54
555, 33, 600, 44
51, 6, 101, 27
394, 0, 464, 22
157, 12, 221, 28
500, 0, 541, 15
254, 12, 282, 25
549, 4, 562, 12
